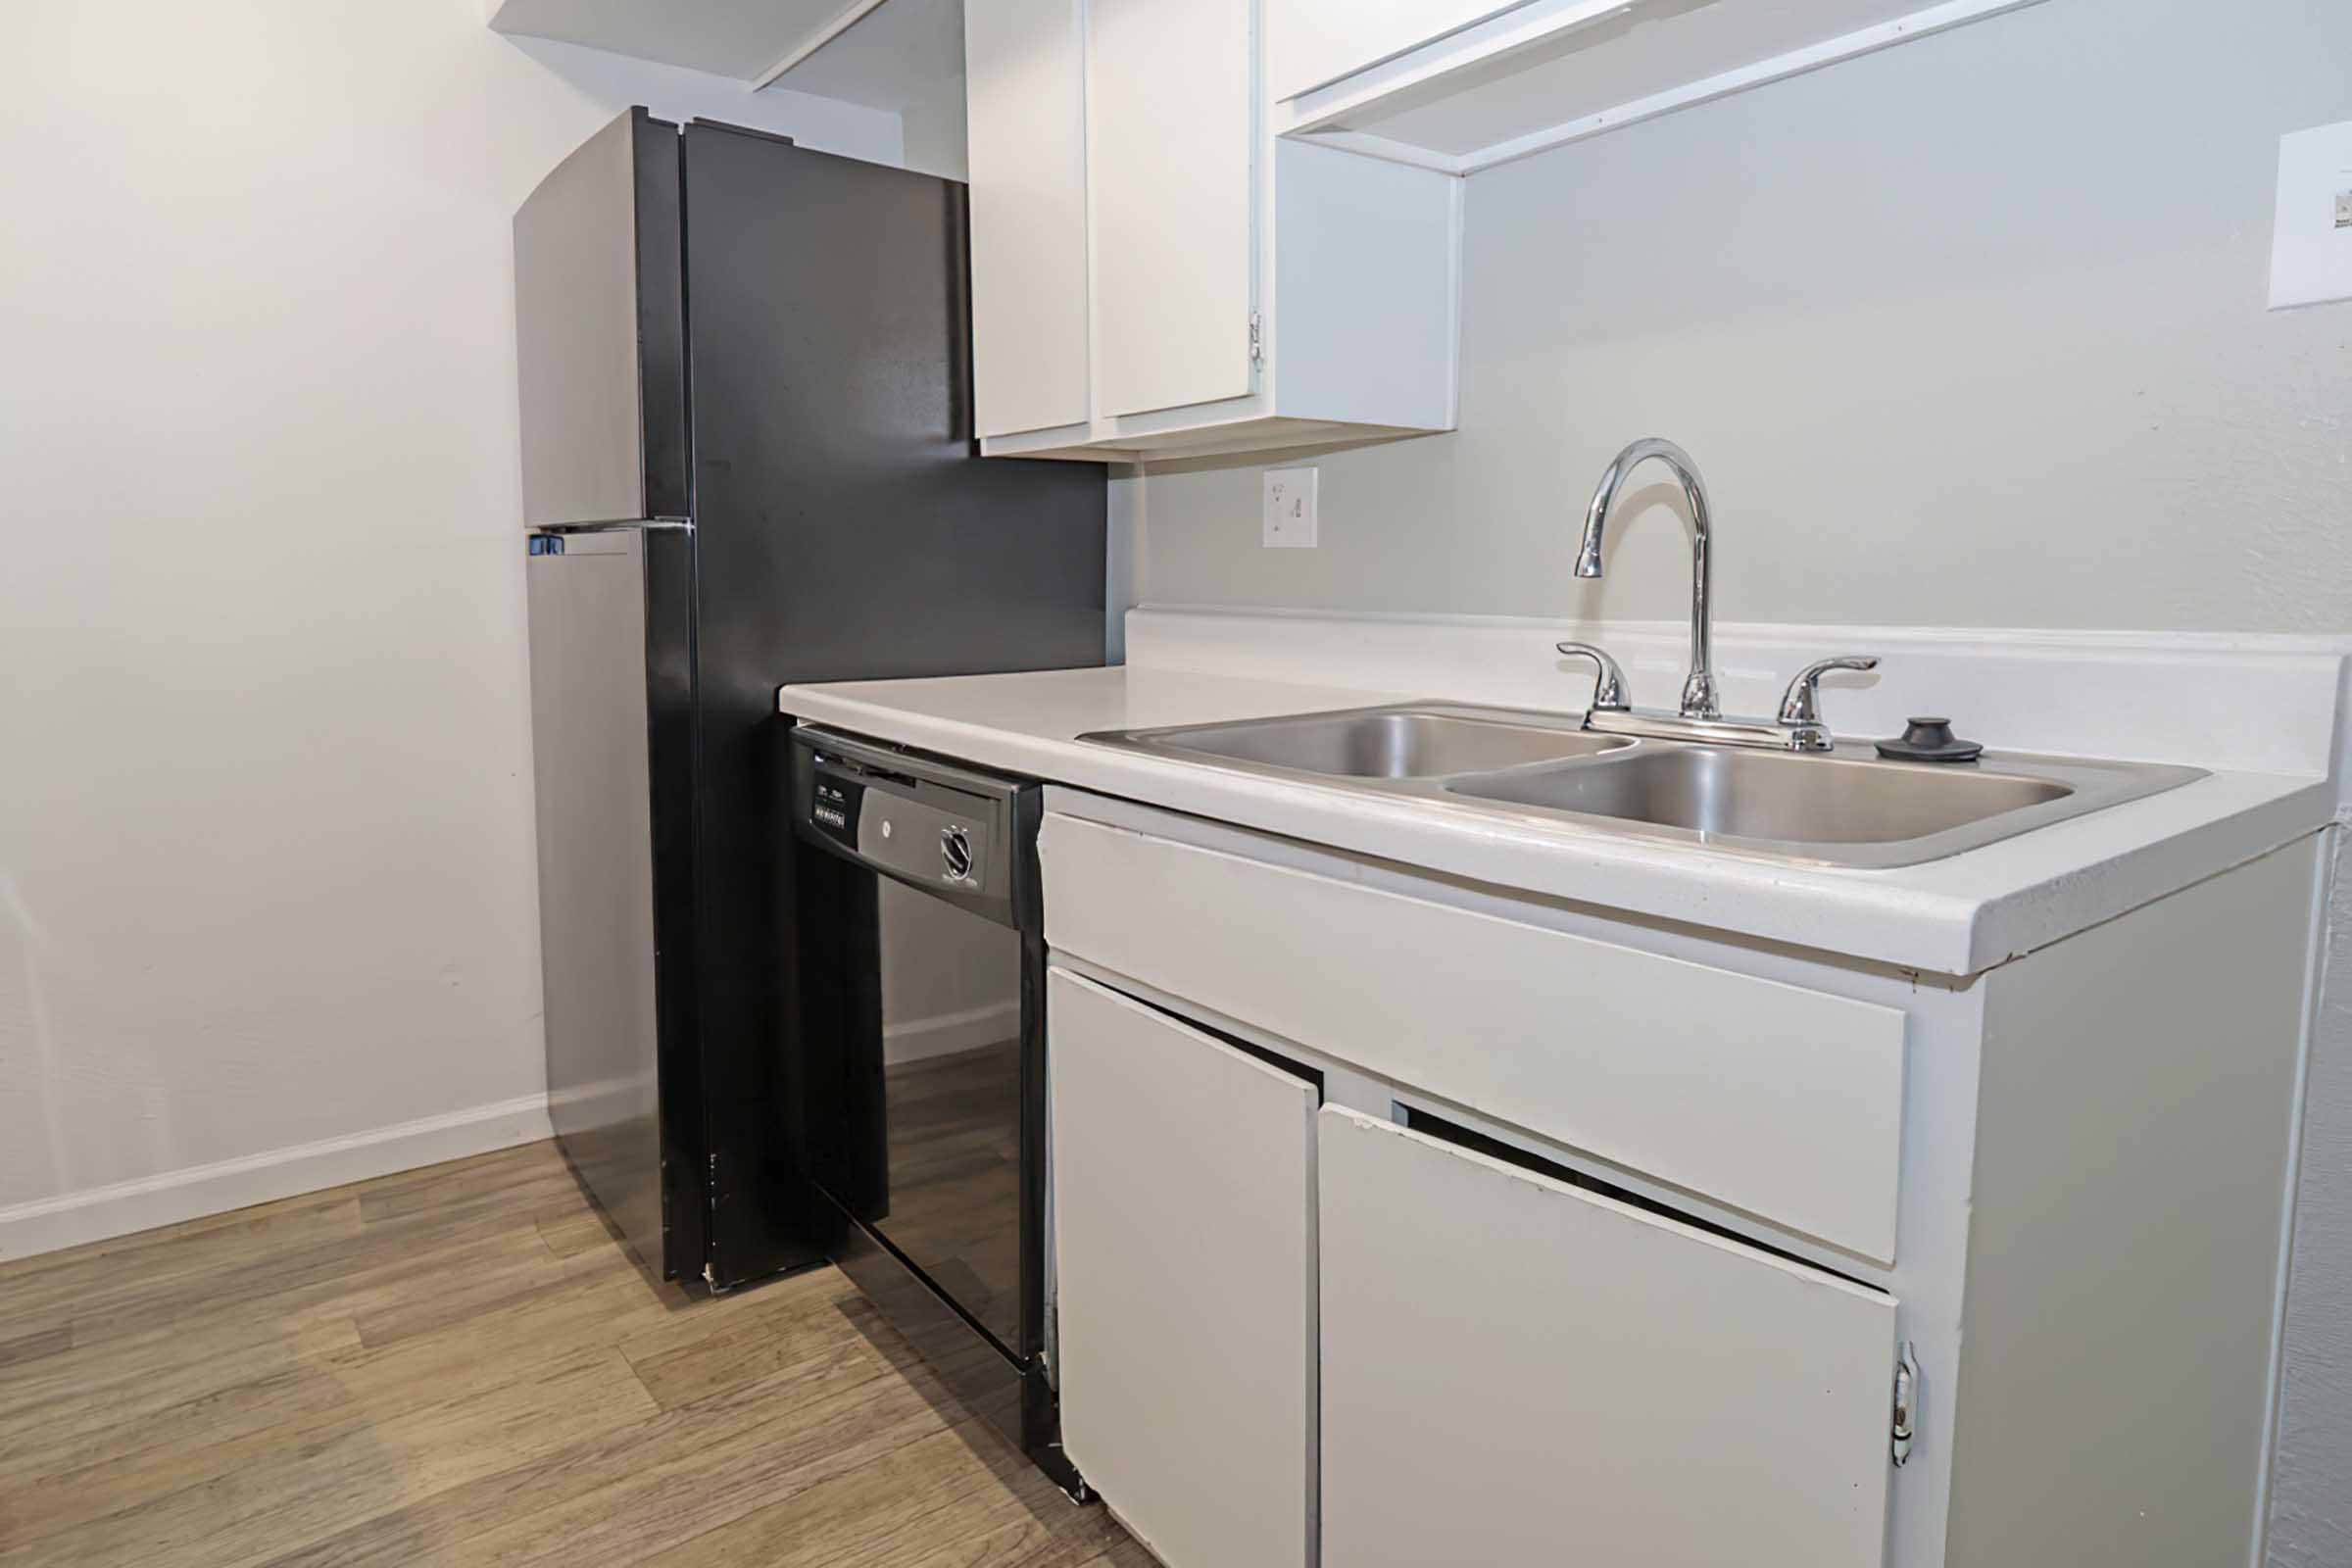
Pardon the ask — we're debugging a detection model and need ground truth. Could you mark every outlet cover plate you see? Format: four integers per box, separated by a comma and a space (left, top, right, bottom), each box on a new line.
2270, 122, 2352, 310
1263, 467, 1318, 548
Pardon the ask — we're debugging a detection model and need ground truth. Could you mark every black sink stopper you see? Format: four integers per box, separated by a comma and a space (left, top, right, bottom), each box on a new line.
1877, 717, 1984, 763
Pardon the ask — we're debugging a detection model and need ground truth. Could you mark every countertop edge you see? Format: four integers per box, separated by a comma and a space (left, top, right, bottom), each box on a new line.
779, 678, 2335, 978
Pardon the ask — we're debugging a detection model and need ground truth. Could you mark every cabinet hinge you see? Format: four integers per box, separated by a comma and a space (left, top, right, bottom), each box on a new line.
1890, 1341, 1919, 1467
1249, 311, 1263, 366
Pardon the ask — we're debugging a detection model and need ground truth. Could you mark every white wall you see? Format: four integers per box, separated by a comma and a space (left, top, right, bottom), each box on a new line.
0, 0, 901, 1258
1124, 1, 2352, 1559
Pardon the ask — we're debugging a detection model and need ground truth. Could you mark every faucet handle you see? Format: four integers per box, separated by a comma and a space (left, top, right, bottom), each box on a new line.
1556, 642, 1632, 713
1777, 656, 1881, 737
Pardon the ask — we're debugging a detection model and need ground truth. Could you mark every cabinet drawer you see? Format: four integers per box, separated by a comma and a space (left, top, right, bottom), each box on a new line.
1040, 811, 1905, 1260
1319, 1105, 1896, 1567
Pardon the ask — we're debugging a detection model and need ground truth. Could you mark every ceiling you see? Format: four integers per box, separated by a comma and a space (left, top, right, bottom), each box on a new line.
777, 0, 961, 109
487, 0, 853, 81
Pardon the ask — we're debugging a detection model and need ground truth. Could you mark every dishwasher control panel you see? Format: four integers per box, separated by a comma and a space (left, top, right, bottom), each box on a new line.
790, 726, 1030, 925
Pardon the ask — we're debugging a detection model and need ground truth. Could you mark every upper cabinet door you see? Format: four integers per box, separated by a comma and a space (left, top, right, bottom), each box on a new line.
1087, 0, 1256, 418
1320, 1105, 1898, 1568
964, 0, 1091, 438
1269, 0, 1530, 100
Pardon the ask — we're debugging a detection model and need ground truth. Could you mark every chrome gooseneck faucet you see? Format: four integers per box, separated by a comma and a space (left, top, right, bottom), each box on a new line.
1558, 438, 1881, 753
1576, 437, 1718, 719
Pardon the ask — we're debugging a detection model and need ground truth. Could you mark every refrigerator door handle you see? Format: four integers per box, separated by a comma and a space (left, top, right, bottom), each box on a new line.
533, 517, 695, 535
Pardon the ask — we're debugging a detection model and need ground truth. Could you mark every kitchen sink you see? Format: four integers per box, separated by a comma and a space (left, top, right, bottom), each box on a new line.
1448, 744, 2072, 848
1098, 705, 1632, 779
1446, 744, 2203, 867
1084, 703, 2206, 868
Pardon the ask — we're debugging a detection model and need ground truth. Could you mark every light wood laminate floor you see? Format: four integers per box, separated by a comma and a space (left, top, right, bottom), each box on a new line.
0, 1140, 1146, 1568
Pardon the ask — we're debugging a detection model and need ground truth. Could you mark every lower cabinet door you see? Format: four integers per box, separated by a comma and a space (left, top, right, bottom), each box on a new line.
1319, 1105, 1898, 1568
1048, 968, 1317, 1568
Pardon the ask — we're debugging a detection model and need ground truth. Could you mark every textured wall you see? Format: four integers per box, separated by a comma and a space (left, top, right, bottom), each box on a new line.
1133, 0, 2352, 635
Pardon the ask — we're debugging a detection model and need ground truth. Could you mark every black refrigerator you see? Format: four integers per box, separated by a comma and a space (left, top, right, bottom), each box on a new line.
515, 109, 1104, 1291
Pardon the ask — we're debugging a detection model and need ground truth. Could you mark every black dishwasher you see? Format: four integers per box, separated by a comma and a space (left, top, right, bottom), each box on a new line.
788, 725, 1078, 1494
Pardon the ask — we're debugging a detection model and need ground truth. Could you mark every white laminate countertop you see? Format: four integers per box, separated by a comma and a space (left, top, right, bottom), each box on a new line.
778, 662, 2337, 977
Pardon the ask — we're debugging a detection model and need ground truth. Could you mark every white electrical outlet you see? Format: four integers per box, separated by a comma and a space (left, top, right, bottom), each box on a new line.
1263, 467, 1318, 548
2270, 122, 2352, 310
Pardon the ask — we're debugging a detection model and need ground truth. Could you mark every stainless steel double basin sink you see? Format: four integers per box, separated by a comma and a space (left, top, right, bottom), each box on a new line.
1082, 703, 2204, 868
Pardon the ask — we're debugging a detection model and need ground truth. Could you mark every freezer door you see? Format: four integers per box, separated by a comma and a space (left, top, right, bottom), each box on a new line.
526, 530, 675, 1279
513, 108, 689, 528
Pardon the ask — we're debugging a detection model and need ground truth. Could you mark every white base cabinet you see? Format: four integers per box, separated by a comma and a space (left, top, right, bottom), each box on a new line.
1047, 968, 1318, 1568
1319, 1104, 1897, 1567
1038, 792, 2323, 1568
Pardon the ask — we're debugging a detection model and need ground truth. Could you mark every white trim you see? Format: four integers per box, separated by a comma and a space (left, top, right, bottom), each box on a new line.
750, 0, 891, 91
885, 999, 1024, 1066
1281, 0, 2049, 175
0, 1095, 555, 1264
1134, 601, 2352, 658
1282, 0, 1635, 130
1468, 0, 2047, 173
1283, 129, 1468, 175
1274, 0, 1549, 103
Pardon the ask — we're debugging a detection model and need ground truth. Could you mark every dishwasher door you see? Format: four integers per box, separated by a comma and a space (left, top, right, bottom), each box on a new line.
791, 727, 1039, 1359
862, 877, 1028, 1351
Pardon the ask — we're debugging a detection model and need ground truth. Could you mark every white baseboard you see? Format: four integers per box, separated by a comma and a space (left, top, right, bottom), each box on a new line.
884, 999, 1023, 1066
0, 1094, 556, 1265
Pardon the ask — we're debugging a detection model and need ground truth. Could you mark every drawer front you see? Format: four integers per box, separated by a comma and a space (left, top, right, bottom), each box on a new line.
1040, 811, 1905, 1261
1320, 1105, 1896, 1567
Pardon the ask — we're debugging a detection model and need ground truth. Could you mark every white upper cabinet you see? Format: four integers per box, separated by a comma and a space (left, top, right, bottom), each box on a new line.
965, 0, 1092, 437
1088, 0, 1256, 418
963, 0, 1462, 462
